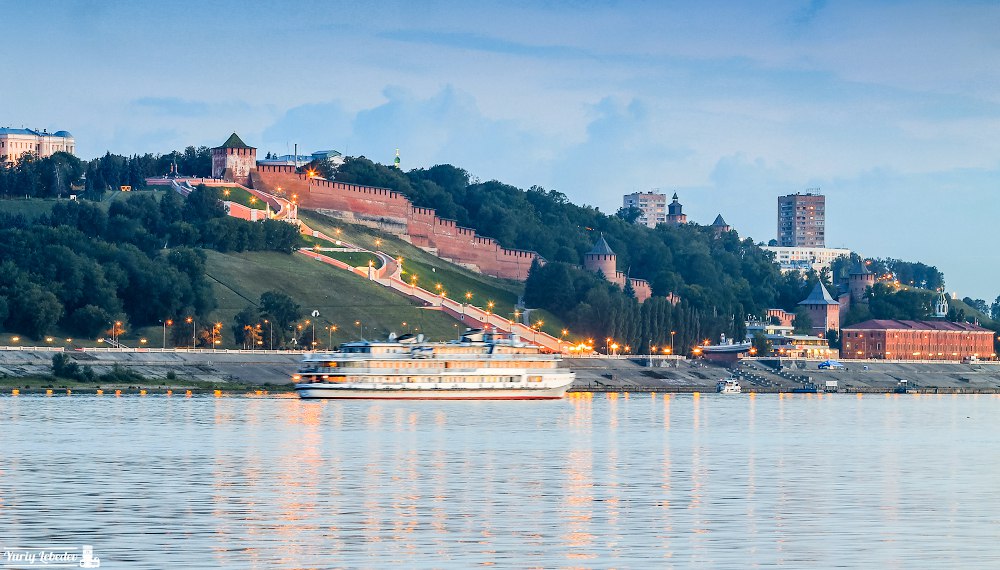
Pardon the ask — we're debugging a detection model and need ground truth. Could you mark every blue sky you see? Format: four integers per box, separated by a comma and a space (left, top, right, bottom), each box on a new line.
5, 1, 999, 301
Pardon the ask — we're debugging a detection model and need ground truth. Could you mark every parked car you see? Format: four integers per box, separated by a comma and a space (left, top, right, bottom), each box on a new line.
818, 360, 847, 370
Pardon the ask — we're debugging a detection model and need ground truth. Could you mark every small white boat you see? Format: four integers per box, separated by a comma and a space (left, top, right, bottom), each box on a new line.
716, 377, 742, 394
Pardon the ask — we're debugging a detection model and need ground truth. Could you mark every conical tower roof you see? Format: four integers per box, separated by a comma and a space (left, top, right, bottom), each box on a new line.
849, 260, 872, 275
798, 282, 839, 306
587, 234, 615, 256
712, 214, 728, 226
216, 133, 253, 149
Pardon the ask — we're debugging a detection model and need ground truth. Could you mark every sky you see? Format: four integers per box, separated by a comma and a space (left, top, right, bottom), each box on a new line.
4, 1, 999, 300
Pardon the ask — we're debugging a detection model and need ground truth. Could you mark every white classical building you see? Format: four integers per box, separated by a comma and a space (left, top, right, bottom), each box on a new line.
0, 128, 75, 165
762, 246, 851, 273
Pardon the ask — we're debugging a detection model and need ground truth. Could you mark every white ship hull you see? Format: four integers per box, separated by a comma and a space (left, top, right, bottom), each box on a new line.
296, 382, 571, 400
293, 331, 574, 401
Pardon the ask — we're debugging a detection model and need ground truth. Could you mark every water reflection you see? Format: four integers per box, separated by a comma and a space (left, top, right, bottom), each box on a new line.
0, 395, 998, 568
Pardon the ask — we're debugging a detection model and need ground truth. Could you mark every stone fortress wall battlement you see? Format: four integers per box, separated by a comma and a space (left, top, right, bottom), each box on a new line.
253, 164, 536, 280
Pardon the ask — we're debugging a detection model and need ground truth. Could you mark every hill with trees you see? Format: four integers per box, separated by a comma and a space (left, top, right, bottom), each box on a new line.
2, 147, 994, 354
331, 156, 1000, 353
0, 185, 299, 341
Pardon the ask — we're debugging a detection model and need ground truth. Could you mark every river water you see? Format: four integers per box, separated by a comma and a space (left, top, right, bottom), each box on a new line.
1, 393, 998, 568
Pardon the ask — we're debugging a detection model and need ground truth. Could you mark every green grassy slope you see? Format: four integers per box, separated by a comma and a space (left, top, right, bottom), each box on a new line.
298, 210, 571, 338
0, 189, 150, 219
199, 250, 464, 348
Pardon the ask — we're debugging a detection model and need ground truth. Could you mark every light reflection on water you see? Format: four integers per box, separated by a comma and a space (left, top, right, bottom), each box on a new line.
1, 394, 999, 568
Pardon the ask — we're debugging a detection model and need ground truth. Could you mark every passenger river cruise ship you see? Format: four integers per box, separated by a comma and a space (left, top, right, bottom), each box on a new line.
294, 330, 575, 400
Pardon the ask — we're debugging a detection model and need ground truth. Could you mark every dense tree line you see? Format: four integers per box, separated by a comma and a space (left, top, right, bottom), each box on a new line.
0, 186, 301, 340
830, 254, 945, 291
0, 152, 85, 198
524, 260, 747, 353
331, 157, 980, 351
1, 147, 213, 201
333, 158, 815, 349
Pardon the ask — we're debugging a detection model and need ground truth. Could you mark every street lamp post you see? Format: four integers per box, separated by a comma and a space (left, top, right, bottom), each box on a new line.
264, 319, 272, 350
161, 319, 172, 349
531, 320, 544, 346
186, 317, 195, 348
355, 320, 363, 340
670, 331, 676, 356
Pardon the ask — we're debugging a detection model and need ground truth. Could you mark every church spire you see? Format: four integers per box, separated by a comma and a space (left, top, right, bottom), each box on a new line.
394, 148, 401, 169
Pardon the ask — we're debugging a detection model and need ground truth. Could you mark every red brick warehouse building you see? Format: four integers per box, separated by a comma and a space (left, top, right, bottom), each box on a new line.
841, 320, 996, 360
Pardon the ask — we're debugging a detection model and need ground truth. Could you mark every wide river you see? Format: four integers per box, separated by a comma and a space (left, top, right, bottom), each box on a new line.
1, 393, 998, 568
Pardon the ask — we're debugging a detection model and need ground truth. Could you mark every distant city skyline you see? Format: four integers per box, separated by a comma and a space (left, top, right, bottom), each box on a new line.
5, 1, 998, 300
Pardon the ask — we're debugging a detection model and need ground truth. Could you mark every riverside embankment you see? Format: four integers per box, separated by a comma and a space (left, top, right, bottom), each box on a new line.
2, 348, 999, 393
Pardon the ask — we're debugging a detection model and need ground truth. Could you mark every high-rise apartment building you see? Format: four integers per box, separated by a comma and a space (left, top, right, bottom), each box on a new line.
623, 191, 667, 227
777, 192, 825, 247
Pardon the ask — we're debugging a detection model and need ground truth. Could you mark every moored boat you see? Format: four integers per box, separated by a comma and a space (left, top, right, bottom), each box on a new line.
716, 376, 742, 394
294, 329, 575, 400
790, 382, 819, 393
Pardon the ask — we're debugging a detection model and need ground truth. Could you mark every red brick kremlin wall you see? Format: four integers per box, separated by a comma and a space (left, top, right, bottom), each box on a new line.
254, 165, 537, 280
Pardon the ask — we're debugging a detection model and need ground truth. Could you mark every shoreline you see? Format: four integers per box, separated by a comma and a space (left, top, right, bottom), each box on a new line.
2, 349, 1000, 395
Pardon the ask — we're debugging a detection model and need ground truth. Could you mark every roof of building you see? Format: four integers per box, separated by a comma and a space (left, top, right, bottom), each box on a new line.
712, 214, 728, 226
671, 192, 679, 201
216, 133, 254, 150
0, 127, 34, 136
587, 234, 615, 256
849, 260, 872, 275
0, 127, 72, 138
842, 319, 993, 332
798, 282, 840, 305
312, 150, 342, 158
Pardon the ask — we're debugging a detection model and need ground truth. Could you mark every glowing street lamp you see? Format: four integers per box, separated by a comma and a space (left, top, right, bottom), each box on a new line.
462, 291, 472, 322
186, 316, 195, 348
161, 318, 173, 349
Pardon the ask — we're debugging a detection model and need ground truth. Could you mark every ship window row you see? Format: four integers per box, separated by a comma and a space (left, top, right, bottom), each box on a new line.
324, 360, 554, 370
330, 375, 521, 383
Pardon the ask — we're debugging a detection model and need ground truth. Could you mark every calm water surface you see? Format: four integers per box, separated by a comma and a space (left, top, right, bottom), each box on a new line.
1, 393, 998, 568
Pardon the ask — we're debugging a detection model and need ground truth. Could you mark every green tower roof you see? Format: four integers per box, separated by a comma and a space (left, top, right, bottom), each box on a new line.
216, 133, 254, 150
